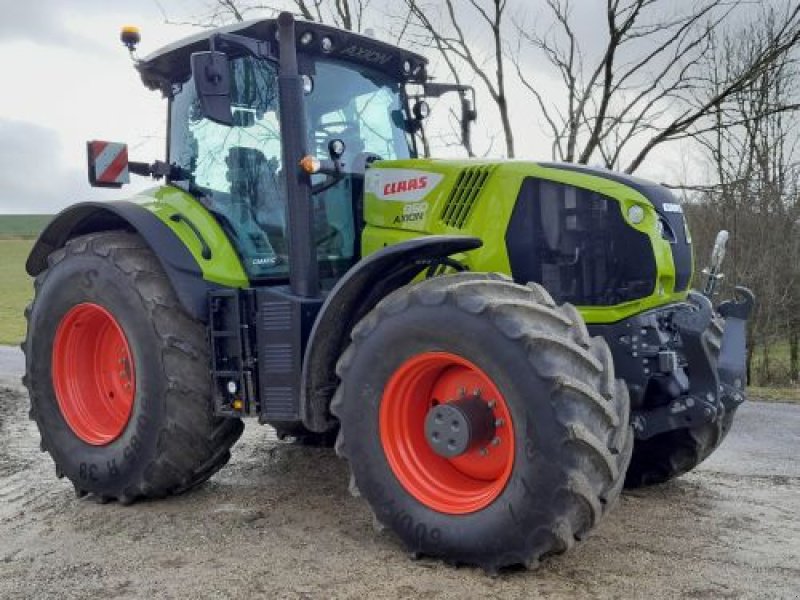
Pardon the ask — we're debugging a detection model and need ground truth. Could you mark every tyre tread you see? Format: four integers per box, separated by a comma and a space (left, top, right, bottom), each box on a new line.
23, 231, 243, 503
333, 272, 633, 571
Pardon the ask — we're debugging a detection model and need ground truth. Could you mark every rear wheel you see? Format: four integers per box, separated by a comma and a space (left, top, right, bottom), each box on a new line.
22, 231, 243, 503
332, 273, 633, 571
625, 317, 738, 487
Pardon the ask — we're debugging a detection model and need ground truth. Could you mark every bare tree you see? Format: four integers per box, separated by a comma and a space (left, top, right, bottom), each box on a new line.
403, 0, 516, 158
513, 0, 800, 173
686, 9, 800, 384
157, 0, 374, 31
292, 0, 373, 31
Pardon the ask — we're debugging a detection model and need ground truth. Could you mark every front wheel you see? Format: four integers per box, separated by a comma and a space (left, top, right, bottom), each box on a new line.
23, 231, 243, 503
332, 273, 633, 571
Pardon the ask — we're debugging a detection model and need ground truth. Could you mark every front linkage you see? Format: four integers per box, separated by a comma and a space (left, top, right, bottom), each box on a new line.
634, 287, 754, 439
592, 229, 755, 442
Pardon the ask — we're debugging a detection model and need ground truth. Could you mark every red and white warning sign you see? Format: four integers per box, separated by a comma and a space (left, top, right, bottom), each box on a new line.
87, 141, 130, 187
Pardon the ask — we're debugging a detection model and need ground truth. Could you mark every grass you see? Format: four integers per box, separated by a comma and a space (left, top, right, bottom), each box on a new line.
0, 215, 48, 344
748, 386, 800, 404
0, 239, 35, 345
0, 215, 53, 239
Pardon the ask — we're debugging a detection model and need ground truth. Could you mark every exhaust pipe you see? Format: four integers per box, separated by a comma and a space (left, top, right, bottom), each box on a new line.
277, 12, 319, 298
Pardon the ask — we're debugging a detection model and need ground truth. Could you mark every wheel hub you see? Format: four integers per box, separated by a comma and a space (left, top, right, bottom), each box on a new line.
52, 303, 136, 446
379, 352, 515, 514
424, 395, 496, 458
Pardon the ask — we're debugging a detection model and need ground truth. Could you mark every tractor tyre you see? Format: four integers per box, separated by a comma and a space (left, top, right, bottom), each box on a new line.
624, 316, 738, 488
331, 273, 633, 571
22, 231, 244, 503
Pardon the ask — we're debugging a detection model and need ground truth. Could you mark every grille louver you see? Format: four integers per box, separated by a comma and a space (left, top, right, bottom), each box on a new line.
439, 166, 495, 228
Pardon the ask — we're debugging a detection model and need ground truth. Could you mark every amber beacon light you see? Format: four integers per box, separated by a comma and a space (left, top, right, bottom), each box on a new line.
120, 25, 141, 52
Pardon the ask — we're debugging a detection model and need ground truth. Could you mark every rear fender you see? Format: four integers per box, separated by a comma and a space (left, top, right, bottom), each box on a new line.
27, 201, 217, 321
300, 235, 483, 432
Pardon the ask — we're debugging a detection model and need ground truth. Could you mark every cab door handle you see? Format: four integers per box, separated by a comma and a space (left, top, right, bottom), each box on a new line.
170, 213, 212, 260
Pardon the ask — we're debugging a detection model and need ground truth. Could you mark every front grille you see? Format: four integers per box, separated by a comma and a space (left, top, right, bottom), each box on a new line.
439, 166, 494, 228
506, 177, 657, 306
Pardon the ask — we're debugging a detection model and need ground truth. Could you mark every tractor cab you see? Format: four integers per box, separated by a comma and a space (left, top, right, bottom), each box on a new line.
133, 18, 460, 287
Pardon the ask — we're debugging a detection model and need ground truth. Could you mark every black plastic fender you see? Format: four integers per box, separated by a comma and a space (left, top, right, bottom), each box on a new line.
300, 235, 483, 432
26, 201, 216, 321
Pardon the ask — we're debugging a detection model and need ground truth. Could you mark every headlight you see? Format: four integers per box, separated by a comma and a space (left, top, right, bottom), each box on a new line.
627, 205, 645, 225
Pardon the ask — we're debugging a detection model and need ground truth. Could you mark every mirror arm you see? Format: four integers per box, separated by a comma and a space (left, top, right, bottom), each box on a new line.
309, 159, 345, 195
129, 160, 188, 181
311, 172, 345, 196
420, 83, 477, 155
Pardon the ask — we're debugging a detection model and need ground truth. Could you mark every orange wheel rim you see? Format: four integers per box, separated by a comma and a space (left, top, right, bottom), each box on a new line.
52, 303, 136, 445
379, 352, 515, 514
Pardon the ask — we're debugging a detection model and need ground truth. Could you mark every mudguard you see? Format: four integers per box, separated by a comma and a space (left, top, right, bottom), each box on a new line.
26, 201, 215, 321
300, 235, 483, 432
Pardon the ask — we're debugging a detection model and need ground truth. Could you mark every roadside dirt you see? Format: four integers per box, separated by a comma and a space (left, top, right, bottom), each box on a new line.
1, 376, 798, 599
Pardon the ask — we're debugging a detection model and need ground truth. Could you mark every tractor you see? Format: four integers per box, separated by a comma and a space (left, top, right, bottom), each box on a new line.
22, 13, 754, 571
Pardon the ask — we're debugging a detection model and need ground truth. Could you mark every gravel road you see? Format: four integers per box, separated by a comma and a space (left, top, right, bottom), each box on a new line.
0, 345, 798, 599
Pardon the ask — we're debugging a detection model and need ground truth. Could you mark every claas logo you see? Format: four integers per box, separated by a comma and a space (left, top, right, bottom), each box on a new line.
383, 176, 429, 196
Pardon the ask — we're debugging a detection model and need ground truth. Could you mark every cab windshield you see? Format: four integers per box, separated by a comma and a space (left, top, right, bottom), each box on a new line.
305, 60, 413, 166
303, 61, 413, 265
169, 56, 412, 282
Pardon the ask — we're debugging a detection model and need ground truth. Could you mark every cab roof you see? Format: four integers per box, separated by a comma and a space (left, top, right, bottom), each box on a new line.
137, 18, 428, 92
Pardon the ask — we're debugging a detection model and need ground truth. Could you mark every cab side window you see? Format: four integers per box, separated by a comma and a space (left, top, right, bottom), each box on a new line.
170, 57, 288, 278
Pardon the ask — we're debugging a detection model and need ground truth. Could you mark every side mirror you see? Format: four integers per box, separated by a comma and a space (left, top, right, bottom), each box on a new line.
191, 51, 233, 126
87, 140, 130, 188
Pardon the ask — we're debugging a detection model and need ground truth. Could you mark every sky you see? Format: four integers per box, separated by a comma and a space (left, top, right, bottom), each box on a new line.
0, 0, 200, 213
0, 0, 703, 214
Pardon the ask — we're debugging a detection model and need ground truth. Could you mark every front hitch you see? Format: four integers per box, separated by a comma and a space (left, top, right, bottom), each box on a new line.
633, 292, 719, 439
631, 231, 755, 440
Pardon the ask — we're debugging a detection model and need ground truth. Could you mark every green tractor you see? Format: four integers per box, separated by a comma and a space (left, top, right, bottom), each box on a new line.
23, 13, 753, 571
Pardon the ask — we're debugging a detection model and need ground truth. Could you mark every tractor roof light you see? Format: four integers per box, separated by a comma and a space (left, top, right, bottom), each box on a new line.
328, 139, 346, 159
300, 31, 314, 46
321, 36, 334, 53
302, 74, 314, 95
413, 100, 430, 121
120, 25, 141, 53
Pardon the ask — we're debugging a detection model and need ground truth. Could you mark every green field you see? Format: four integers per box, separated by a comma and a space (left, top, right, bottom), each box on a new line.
0, 238, 35, 345
0, 215, 53, 239
0, 215, 45, 344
